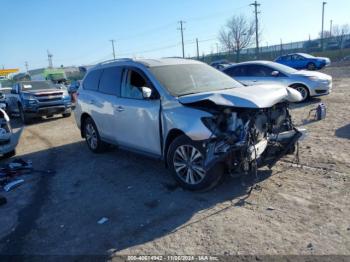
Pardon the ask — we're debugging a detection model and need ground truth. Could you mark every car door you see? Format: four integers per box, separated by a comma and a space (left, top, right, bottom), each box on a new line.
112, 67, 161, 156
93, 66, 123, 141
292, 54, 306, 69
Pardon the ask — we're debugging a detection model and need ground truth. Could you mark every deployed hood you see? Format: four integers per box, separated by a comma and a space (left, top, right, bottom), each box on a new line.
292, 70, 331, 80
178, 84, 302, 108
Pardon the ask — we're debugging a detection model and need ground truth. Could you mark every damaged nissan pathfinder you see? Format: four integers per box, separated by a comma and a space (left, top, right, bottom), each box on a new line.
75, 58, 305, 191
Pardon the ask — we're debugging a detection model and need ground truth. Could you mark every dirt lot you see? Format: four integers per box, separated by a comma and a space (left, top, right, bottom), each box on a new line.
0, 66, 349, 258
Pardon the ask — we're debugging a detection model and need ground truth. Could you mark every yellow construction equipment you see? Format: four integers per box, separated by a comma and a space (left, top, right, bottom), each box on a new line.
0, 69, 19, 76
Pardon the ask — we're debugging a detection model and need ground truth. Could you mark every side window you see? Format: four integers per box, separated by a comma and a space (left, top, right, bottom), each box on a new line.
246, 65, 274, 77
225, 66, 245, 77
282, 55, 291, 61
121, 69, 149, 100
83, 69, 102, 91
99, 66, 122, 96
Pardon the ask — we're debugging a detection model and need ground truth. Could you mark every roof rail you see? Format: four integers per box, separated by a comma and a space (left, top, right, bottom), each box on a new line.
97, 58, 133, 66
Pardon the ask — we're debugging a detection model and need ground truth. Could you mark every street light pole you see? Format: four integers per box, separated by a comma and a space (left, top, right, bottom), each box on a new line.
321, 2, 327, 50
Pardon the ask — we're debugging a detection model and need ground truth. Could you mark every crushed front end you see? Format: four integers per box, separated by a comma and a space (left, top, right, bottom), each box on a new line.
200, 102, 305, 175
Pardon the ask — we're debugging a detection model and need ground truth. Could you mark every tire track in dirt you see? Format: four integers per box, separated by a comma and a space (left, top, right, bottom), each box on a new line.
0, 128, 56, 255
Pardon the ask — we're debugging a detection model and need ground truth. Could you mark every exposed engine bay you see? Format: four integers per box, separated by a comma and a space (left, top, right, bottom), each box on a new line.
197, 102, 304, 175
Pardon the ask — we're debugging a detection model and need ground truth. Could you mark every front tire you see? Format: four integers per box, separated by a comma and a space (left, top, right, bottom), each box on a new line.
83, 117, 107, 153
307, 63, 316, 70
292, 85, 309, 102
3, 150, 16, 159
62, 112, 71, 118
19, 105, 30, 124
167, 135, 224, 191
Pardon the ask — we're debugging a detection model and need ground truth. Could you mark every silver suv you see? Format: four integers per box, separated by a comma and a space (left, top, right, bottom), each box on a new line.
75, 58, 304, 191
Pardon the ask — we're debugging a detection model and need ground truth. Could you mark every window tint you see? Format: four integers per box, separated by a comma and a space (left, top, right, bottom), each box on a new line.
246, 65, 274, 77
121, 70, 148, 99
292, 54, 304, 60
224, 66, 246, 77
282, 55, 291, 61
83, 69, 102, 91
99, 66, 122, 95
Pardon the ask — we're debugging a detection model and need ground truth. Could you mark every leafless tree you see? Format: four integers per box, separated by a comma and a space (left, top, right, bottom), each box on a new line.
333, 24, 350, 47
219, 15, 255, 62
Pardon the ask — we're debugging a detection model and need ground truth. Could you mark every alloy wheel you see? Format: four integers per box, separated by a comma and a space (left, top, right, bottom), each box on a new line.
295, 86, 308, 101
173, 145, 206, 185
85, 123, 98, 150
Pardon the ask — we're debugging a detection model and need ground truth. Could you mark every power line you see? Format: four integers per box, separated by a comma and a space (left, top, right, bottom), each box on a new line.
110, 39, 116, 60
178, 21, 186, 58
250, 1, 261, 58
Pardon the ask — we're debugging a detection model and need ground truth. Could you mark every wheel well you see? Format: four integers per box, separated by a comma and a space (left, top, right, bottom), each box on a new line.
164, 129, 184, 165
80, 113, 91, 138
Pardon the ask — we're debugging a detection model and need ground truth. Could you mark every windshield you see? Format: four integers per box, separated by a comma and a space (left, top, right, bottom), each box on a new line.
150, 63, 242, 96
299, 53, 314, 59
20, 81, 58, 91
271, 62, 298, 74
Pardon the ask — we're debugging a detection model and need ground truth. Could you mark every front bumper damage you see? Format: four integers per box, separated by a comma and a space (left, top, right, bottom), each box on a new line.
203, 128, 306, 174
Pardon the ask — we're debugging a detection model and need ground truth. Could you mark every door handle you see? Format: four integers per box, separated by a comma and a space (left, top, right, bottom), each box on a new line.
88, 100, 95, 104
115, 106, 125, 112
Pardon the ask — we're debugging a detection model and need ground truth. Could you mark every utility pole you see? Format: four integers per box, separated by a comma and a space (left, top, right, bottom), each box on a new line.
25, 61, 29, 73
250, 1, 260, 58
216, 43, 219, 55
47, 50, 53, 68
280, 39, 283, 55
178, 21, 186, 58
196, 38, 200, 60
330, 19, 333, 37
110, 39, 116, 60
321, 1, 327, 50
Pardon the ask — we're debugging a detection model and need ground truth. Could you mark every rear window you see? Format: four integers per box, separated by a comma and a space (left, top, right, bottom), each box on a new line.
98, 66, 123, 96
83, 69, 102, 91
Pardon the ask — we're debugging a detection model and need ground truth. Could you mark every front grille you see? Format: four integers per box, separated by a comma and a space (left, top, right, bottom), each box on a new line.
37, 97, 62, 102
35, 92, 63, 97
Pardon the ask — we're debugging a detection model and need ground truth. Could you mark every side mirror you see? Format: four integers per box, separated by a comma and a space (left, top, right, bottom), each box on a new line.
271, 71, 280, 77
141, 86, 152, 99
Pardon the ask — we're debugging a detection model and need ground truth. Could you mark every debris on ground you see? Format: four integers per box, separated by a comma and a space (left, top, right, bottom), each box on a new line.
307, 243, 314, 250
3, 179, 24, 192
266, 207, 275, 211
97, 217, 109, 224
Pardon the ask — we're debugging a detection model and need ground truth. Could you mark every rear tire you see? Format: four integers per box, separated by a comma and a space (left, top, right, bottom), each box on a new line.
167, 135, 224, 191
83, 117, 107, 153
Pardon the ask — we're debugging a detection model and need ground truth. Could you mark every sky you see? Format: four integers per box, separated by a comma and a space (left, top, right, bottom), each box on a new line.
1, 0, 349, 72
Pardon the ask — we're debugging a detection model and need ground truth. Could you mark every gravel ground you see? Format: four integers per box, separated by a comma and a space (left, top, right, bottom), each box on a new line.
0, 66, 349, 258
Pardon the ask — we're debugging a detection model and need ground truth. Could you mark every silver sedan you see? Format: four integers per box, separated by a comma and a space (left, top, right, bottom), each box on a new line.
222, 61, 332, 102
